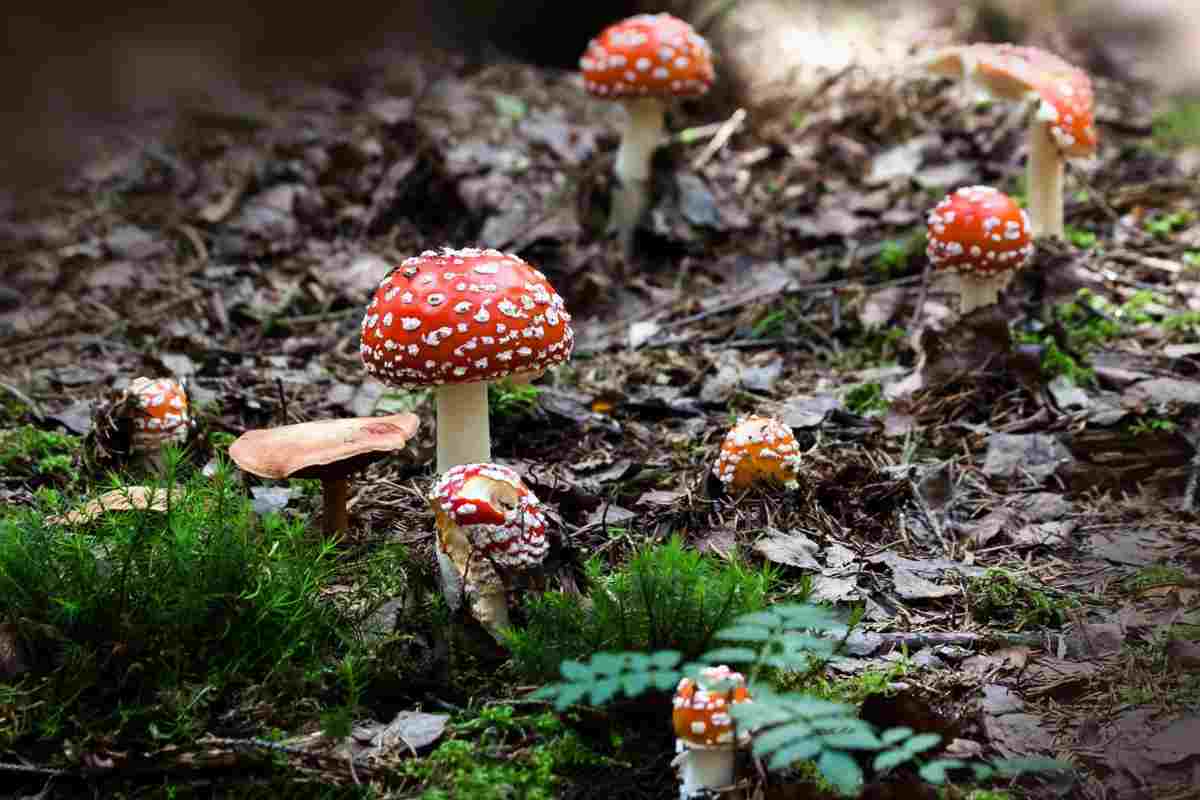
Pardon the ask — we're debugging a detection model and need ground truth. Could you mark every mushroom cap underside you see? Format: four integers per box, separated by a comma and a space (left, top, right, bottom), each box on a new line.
228, 413, 419, 480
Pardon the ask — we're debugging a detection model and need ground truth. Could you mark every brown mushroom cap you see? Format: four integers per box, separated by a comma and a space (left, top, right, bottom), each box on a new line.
228, 413, 419, 480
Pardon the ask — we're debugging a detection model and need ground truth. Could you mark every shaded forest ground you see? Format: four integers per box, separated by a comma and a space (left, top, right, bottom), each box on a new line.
1, 1, 1199, 798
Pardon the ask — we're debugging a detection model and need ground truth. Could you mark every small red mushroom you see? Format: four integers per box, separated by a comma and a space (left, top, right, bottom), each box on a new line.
429, 462, 549, 636
580, 13, 715, 251
360, 247, 573, 474
924, 44, 1097, 238
713, 416, 802, 492
127, 377, 191, 455
926, 185, 1034, 313
672, 665, 753, 798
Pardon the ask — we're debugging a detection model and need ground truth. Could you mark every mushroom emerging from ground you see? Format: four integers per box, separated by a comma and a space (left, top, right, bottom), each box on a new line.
713, 415, 803, 492
360, 247, 573, 474
924, 44, 1097, 238
926, 185, 1034, 313
580, 13, 715, 251
672, 665, 753, 799
127, 377, 191, 454
228, 413, 419, 535
428, 463, 548, 637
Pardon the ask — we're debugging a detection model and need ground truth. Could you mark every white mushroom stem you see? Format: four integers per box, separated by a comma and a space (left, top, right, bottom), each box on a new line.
675, 743, 735, 799
1027, 119, 1065, 238
610, 97, 667, 250
435, 381, 492, 625
435, 381, 490, 473
958, 275, 1005, 315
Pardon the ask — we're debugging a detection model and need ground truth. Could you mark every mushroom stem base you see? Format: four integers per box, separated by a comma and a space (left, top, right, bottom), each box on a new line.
436, 381, 490, 474
958, 275, 1004, 315
675, 744, 735, 799
1027, 122, 1064, 238
322, 477, 350, 535
434, 529, 511, 640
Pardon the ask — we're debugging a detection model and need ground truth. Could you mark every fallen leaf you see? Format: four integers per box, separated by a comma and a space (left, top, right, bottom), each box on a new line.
891, 567, 959, 599
754, 529, 822, 570
48, 486, 187, 525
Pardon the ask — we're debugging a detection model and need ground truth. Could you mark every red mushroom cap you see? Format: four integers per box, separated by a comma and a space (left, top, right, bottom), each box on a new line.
928, 44, 1097, 158
360, 248, 573, 389
672, 665, 752, 750
713, 415, 802, 491
128, 377, 190, 446
429, 463, 549, 569
580, 13, 714, 99
926, 186, 1034, 277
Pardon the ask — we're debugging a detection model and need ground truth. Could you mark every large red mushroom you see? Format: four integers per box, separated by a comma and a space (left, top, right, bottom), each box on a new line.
360, 247, 574, 474
580, 13, 715, 251
924, 44, 1097, 238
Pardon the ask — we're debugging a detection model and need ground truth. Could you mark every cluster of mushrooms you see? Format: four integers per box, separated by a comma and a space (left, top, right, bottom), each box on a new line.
107, 15, 1099, 800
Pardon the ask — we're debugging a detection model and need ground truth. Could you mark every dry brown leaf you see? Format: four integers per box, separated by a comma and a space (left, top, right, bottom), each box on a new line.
48, 486, 187, 526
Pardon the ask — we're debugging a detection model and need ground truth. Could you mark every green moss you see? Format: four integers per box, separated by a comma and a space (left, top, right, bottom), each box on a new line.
504, 535, 773, 681
402, 706, 610, 799
967, 570, 1072, 631
1152, 99, 1200, 149
0, 425, 80, 481
844, 382, 889, 416
0, 452, 343, 749
489, 378, 542, 422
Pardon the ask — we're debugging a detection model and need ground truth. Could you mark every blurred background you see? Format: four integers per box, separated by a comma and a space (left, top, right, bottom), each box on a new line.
2, 0, 1198, 205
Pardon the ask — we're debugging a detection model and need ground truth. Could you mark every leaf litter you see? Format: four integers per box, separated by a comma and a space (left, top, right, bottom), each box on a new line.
1, 2, 1200, 798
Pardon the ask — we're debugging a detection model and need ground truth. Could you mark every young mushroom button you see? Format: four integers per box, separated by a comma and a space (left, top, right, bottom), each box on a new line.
127, 377, 190, 454
580, 13, 715, 252
713, 415, 803, 491
429, 463, 549, 638
672, 665, 753, 798
360, 247, 573, 473
926, 186, 1034, 314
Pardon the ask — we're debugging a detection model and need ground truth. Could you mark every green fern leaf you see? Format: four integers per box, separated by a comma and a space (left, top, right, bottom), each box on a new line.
872, 747, 913, 773
821, 728, 884, 750
729, 702, 796, 729
701, 646, 758, 664
716, 624, 774, 641
749, 721, 814, 752
902, 732, 941, 754
650, 650, 683, 669
918, 758, 965, 783
765, 737, 823, 770
880, 726, 914, 745
559, 659, 592, 681
817, 749, 864, 796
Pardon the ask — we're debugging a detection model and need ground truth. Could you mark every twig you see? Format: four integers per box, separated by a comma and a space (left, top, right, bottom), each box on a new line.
0, 762, 66, 776
1183, 444, 1200, 513
691, 108, 747, 170
0, 381, 44, 419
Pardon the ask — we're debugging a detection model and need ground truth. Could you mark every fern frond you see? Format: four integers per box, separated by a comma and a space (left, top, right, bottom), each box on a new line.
532, 650, 683, 710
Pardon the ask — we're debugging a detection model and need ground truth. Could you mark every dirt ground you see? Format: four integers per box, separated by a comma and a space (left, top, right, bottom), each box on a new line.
2, 1, 1199, 798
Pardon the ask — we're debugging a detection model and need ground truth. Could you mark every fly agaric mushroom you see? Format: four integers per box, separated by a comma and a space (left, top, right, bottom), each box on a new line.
713, 415, 803, 492
360, 247, 573, 474
924, 44, 1097, 238
926, 185, 1034, 313
127, 377, 191, 454
228, 413, 419, 535
672, 665, 753, 799
580, 13, 715, 251
429, 463, 548, 637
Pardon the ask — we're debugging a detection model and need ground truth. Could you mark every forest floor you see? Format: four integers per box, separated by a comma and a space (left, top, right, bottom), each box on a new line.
1, 9, 1199, 800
